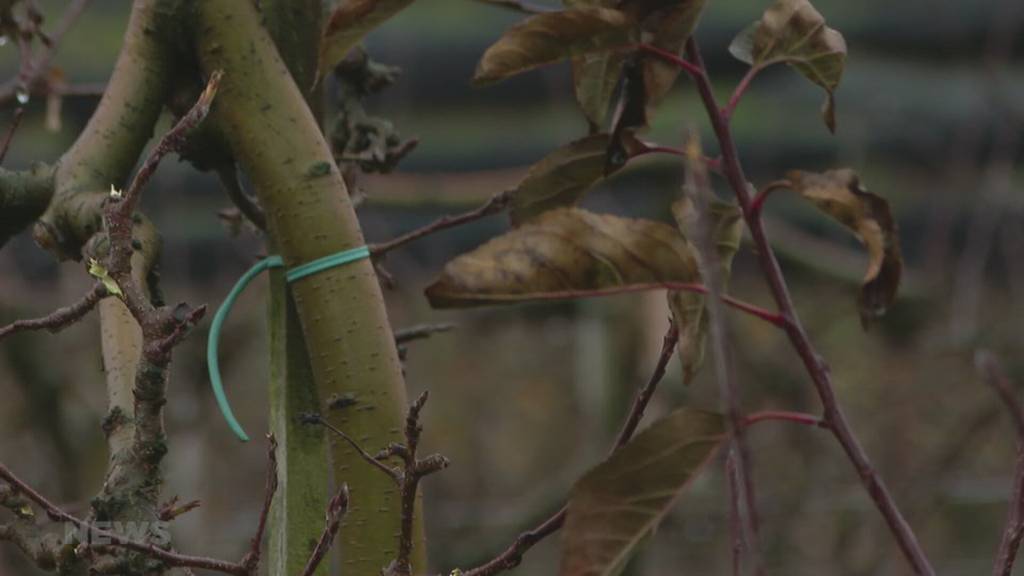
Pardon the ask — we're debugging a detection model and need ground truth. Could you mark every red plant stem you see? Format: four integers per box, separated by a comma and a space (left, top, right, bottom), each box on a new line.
976, 351, 1024, 576
637, 43, 703, 78
743, 410, 827, 429
750, 179, 792, 216
371, 190, 510, 257
463, 324, 680, 576
684, 37, 935, 575
455, 282, 787, 328
0, 283, 106, 343
722, 66, 761, 120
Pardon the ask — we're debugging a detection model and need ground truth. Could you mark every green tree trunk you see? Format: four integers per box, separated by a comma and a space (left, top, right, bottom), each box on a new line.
196, 2, 426, 574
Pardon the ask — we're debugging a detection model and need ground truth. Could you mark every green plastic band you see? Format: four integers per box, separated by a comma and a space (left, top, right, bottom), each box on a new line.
206, 246, 370, 442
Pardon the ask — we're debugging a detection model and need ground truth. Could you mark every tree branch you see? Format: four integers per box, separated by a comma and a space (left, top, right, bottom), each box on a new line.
370, 190, 510, 258
299, 485, 350, 576
463, 323, 679, 576
684, 36, 934, 575
976, 351, 1024, 576
0, 282, 106, 343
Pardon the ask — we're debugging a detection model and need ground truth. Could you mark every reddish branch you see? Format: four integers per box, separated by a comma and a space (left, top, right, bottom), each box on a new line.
743, 410, 827, 429
976, 351, 1024, 576
241, 435, 279, 571
0, 282, 106, 343
677, 37, 934, 574
465, 282, 786, 327
382, 391, 450, 576
463, 322, 680, 576
299, 484, 351, 576
371, 190, 510, 257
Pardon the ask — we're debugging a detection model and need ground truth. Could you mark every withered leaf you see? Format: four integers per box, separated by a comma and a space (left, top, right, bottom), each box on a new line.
425, 208, 701, 307
728, 0, 846, 132
620, 0, 706, 108
561, 407, 726, 576
668, 198, 743, 384
316, 0, 417, 84
786, 168, 902, 325
473, 7, 639, 85
508, 134, 642, 226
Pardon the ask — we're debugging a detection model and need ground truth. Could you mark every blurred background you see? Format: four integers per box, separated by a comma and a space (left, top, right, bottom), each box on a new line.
1, 0, 1023, 574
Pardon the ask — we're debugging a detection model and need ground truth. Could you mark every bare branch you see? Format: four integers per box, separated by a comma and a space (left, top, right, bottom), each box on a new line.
302, 413, 403, 484
394, 322, 456, 345
463, 323, 679, 576
299, 484, 350, 576
684, 36, 934, 575
976, 351, 1024, 576
370, 190, 510, 258
241, 434, 279, 571
0, 461, 250, 575
0, 282, 106, 343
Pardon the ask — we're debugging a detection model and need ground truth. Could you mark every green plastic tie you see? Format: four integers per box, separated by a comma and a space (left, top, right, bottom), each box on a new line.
206, 246, 370, 442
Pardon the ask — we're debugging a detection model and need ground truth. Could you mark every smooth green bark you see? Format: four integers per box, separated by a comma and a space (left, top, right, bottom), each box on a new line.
196, 2, 425, 574
260, 3, 334, 574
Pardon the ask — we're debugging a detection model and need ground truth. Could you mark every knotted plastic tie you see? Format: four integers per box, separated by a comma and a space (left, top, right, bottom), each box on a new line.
206, 245, 371, 441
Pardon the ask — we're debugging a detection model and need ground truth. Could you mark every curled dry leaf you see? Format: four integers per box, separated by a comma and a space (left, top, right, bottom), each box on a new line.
668, 197, 742, 384
425, 208, 700, 307
473, 7, 639, 85
316, 0, 417, 84
728, 0, 846, 132
508, 133, 643, 225
786, 168, 902, 325
621, 0, 706, 108
561, 407, 726, 576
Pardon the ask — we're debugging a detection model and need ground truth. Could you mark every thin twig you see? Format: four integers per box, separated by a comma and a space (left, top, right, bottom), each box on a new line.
299, 484, 350, 576
0, 0, 93, 105
463, 323, 680, 576
0, 107, 24, 165
386, 392, 450, 576
371, 190, 510, 258
976, 351, 1024, 576
0, 282, 106, 343
722, 66, 761, 120
394, 323, 456, 345
241, 434, 279, 571
636, 43, 702, 78
452, 282, 787, 327
304, 413, 402, 484
216, 164, 266, 230
684, 36, 935, 575
742, 410, 827, 429
749, 179, 792, 216
682, 130, 764, 574
0, 461, 250, 575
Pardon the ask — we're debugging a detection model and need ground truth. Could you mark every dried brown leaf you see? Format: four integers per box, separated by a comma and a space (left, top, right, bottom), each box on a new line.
473, 7, 639, 85
787, 168, 902, 324
728, 0, 846, 132
425, 208, 700, 307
